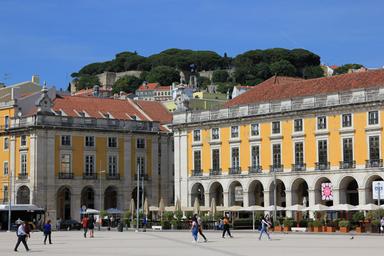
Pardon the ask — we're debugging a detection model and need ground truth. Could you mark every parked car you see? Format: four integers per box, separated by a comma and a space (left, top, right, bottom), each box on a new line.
60, 219, 81, 230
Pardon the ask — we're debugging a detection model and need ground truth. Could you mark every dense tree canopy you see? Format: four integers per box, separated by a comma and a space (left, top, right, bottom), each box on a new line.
112, 75, 143, 94
212, 70, 229, 83
144, 66, 180, 86
333, 64, 364, 75
75, 75, 100, 90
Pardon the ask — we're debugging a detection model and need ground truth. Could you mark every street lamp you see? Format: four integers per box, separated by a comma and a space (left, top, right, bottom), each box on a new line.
273, 167, 277, 223
99, 169, 105, 214
136, 163, 140, 232
7, 171, 13, 232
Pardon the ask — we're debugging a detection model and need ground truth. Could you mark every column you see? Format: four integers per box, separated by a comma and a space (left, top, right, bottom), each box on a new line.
358, 188, 366, 206
72, 193, 81, 222
263, 190, 270, 216
308, 189, 315, 219
285, 190, 292, 218
10, 136, 16, 204
123, 135, 132, 209
204, 192, 210, 207
242, 189, 249, 207
333, 188, 340, 205
223, 191, 229, 207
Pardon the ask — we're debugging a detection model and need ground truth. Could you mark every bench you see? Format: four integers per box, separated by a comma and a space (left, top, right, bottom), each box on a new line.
152, 225, 162, 231
291, 227, 307, 232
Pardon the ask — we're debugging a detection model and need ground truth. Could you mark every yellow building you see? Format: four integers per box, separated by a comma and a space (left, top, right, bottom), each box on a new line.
173, 70, 384, 217
0, 83, 174, 226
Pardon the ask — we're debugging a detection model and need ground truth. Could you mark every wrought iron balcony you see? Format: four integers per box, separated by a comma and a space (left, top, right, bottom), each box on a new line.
83, 173, 97, 180
106, 173, 120, 180
339, 160, 356, 169
315, 162, 330, 170
209, 168, 222, 176
58, 172, 74, 179
191, 170, 203, 176
229, 167, 241, 175
18, 173, 28, 180
292, 163, 306, 172
248, 165, 262, 174
365, 159, 383, 168
270, 164, 284, 172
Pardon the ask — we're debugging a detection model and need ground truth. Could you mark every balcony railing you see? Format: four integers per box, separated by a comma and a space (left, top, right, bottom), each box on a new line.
366, 159, 383, 168
292, 163, 306, 172
191, 170, 203, 176
83, 173, 97, 180
229, 167, 241, 175
58, 172, 74, 179
315, 162, 330, 170
339, 160, 356, 169
106, 173, 120, 180
209, 168, 222, 176
270, 164, 284, 172
248, 165, 262, 174
18, 173, 28, 180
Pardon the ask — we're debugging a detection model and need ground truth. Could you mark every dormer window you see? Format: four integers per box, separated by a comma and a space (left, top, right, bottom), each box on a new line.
78, 111, 86, 118
55, 110, 62, 116
104, 113, 110, 119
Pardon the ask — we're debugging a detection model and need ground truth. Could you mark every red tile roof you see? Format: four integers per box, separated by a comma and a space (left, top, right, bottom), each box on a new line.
73, 88, 112, 97
156, 86, 171, 91
137, 83, 159, 91
225, 70, 384, 108
136, 100, 173, 124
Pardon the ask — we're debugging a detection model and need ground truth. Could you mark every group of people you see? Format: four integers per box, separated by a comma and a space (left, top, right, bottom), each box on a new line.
14, 219, 53, 252
81, 214, 96, 238
190, 214, 208, 243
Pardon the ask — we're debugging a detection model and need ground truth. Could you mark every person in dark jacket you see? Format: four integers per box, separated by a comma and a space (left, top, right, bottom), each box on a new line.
14, 221, 30, 252
43, 219, 53, 244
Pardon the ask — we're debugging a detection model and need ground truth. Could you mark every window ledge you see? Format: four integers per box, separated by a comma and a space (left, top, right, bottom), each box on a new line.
229, 138, 241, 144
339, 128, 355, 134
365, 126, 382, 132
291, 132, 305, 139
315, 130, 330, 136
209, 140, 222, 145
192, 142, 203, 147
269, 134, 283, 140
249, 136, 262, 142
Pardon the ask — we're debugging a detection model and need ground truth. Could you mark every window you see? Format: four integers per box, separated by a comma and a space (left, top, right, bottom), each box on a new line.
85, 136, 95, 147
60, 154, 71, 173
212, 149, 220, 170
193, 151, 201, 171
318, 140, 328, 164
343, 138, 353, 163
231, 147, 239, 168
61, 135, 71, 146
272, 144, 281, 167
368, 111, 379, 125
193, 130, 201, 142
369, 136, 380, 160
108, 137, 117, 148
294, 142, 304, 165
20, 153, 27, 175
294, 119, 303, 132
317, 116, 327, 130
3, 161, 8, 175
231, 126, 239, 138
137, 157, 145, 175
20, 135, 27, 147
211, 128, 220, 140
251, 145, 260, 167
137, 138, 145, 149
3, 185, 8, 203
4, 138, 9, 150
5, 116, 9, 129
272, 121, 280, 134
342, 114, 352, 128
108, 155, 118, 175
251, 123, 259, 136
85, 155, 95, 175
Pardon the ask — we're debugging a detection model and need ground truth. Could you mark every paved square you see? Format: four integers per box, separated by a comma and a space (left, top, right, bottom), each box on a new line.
1, 230, 383, 255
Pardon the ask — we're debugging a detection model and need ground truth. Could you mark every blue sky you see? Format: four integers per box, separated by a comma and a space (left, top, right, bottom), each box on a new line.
0, 0, 383, 89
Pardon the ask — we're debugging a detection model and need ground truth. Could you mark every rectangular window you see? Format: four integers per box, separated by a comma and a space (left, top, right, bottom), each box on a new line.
60, 154, 71, 173
61, 135, 71, 146
4, 116, 9, 129
343, 138, 353, 163
85, 136, 95, 147
251, 145, 260, 167
251, 123, 259, 136
272, 121, 280, 134
108, 155, 118, 175
20, 135, 27, 147
318, 140, 328, 164
3, 161, 8, 176
137, 157, 145, 175
193, 151, 201, 171
20, 153, 27, 175
4, 138, 9, 150
3, 185, 8, 203
294, 142, 304, 165
317, 116, 327, 130
231, 147, 239, 168
211, 128, 220, 140
231, 126, 239, 138
85, 155, 95, 175
272, 144, 281, 167
212, 149, 220, 170
342, 114, 352, 128
108, 137, 117, 148
294, 119, 303, 132
137, 138, 145, 149
369, 136, 380, 160
193, 130, 201, 142
368, 111, 379, 125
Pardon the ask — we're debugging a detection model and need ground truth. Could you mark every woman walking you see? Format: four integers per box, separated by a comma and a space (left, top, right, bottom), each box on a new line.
88, 215, 95, 238
43, 220, 53, 244
222, 215, 233, 238
259, 216, 271, 240
191, 215, 199, 243
197, 216, 207, 242
81, 215, 89, 238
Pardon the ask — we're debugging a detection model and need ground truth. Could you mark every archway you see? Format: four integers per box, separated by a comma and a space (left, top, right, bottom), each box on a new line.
132, 187, 144, 208
191, 183, 205, 206
339, 176, 359, 205
16, 186, 30, 204
209, 182, 224, 206
269, 179, 286, 207
291, 178, 309, 206
81, 186, 95, 209
57, 186, 71, 220
229, 181, 243, 206
104, 186, 118, 209
365, 175, 384, 204
248, 180, 264, 206
314, 177, 333, 206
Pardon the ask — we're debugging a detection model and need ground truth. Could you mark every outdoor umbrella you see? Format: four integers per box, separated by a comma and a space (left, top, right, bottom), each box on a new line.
149, 206, 159, 211
175, 198, 181, 212
193, 197, 200, 214
303, 204, 329, 212
228, 205, 243, 211
328, 204, 357, 211
210, 198, 217, 218
165, 206, 175, 212
143, 198, 149, 216
355, 203, 380, 211
240, 205, 264, 231
285, 204, 306, 211
265, 205, 285, 211
106, 208, 123, 215
130, 198, 135, 221
82, 208, 99, 214
159, 198, 165, 219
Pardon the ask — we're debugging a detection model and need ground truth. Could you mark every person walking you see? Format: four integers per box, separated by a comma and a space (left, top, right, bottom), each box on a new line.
222, 215, 233, 238
43, 220, 53, 244
81, 215, 89, 238
259, 216, 271, 240
380, 217, 384, 234
191, 215, 199, 243
197, 216, 207, 242
14, 221, 30, 252
88, 215, 95, 238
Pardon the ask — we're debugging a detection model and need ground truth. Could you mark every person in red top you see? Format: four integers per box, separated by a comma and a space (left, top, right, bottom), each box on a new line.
81, 215, 89, 238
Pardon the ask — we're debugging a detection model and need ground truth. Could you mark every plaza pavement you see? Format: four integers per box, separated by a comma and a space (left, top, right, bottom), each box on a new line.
1, 230, 384, 256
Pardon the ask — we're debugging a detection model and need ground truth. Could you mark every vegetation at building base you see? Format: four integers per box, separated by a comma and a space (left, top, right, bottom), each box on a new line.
333, 64, 364, 75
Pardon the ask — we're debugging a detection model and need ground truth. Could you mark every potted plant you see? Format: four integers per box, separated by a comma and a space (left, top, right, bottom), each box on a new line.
282, 218, 295, 232
273, 220, 283, 232
352, 212, 365, 233
371, 219, 380, 233
338, 220, 350, 233
307, 220, 314, 232
325, 220, 336, 232
312, 220, 323, 232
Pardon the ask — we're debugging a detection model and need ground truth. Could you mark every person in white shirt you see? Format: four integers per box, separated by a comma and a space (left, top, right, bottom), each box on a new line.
259, 216, 271, 240
14, 221, 30, 252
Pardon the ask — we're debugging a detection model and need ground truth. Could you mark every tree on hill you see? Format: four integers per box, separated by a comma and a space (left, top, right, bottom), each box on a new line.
112, 75, 143, 94
333, 64, 364, 75
270, 60, 297, 76
75, 75, 100, 90
212, 70, 229, 83
302, 66, 324, 79
145, 66, 180, 86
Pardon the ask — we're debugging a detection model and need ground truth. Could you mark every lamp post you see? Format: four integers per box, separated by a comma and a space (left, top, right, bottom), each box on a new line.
7, 171, 12, 232
273, 167, 277, 223
99, 169, 105, 214
136, 163, 140, 232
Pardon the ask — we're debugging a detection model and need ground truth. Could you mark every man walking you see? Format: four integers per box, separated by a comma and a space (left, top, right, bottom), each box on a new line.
197, 216, 207, 242
259, 216, 271, 240
222, 215, 233, 238
14, 221, 30, 252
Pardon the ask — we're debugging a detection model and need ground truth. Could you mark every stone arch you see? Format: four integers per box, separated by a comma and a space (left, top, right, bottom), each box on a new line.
339, 176, 359, 205
269, 179, 286, 207
81, 186, 95, 209
57, 186, 72, 220
314, 177, 333, 206
365, 174, 384, 204
16, 185, 30, 204
248, 180, 264, 206
291, 178, 309, 206
132, 186, 145, 208
228, 180, 243, 206
104, 186, 118, 210
191, 183, 205, 206
209, 182, 224, 206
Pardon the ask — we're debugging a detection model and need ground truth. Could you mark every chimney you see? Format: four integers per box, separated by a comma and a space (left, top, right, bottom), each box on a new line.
32, 75, 40, 84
